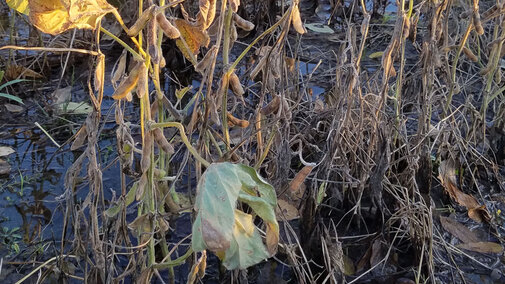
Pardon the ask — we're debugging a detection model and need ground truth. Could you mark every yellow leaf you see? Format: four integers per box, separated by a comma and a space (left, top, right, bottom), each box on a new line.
234, 209, 254, 237
6, 0, 30, 15
265, 222, 279, 255
18, 0, 116, 35
368, 51, 384, 59
175, 18, 210, 61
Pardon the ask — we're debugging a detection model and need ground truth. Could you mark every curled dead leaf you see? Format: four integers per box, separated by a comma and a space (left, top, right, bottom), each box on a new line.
266, 222, 279, 255
438, 159, 491, 222
94, 54, 105, 92
112, 50, 127, 85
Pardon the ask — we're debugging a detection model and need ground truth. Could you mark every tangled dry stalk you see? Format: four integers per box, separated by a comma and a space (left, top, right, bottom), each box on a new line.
1, 0, 505, 283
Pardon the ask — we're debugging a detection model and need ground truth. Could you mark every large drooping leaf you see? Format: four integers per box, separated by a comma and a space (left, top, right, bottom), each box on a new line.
192, 162, 279, 270
7, 0, 116, 35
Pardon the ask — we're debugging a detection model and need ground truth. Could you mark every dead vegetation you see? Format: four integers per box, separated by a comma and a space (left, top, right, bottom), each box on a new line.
0, 0, 504, 283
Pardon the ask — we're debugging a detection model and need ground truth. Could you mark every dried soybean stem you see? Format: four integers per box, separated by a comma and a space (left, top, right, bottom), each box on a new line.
151, 122, 211, 168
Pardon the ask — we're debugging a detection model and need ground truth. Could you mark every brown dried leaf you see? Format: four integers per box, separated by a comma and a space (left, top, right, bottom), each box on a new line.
71, 125, 88, 151
369, 239, 382, 267
439, 216, 479, 243
438, 159, 491, 222
457, 242, 503, 253
266, 222, 279, 255
275, 199, 299, 221
128, 213, 152, 243
52, 86, 72, 105
0, 147, 15, 157
5, 64, 43, 80
0, 159, 11, 175
5, 103, 24, 113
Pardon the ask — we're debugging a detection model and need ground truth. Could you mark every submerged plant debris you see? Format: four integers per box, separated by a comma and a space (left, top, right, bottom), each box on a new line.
0, 0, 504, 283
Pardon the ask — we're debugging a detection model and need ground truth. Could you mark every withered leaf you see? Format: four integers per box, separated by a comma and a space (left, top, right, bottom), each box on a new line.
275, 199, 299, 221
175, 18, 210, 61
438, 159, 491, 222
439, 216, 479, 244
8, 0, 116, 35
457, 242, 503, 254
